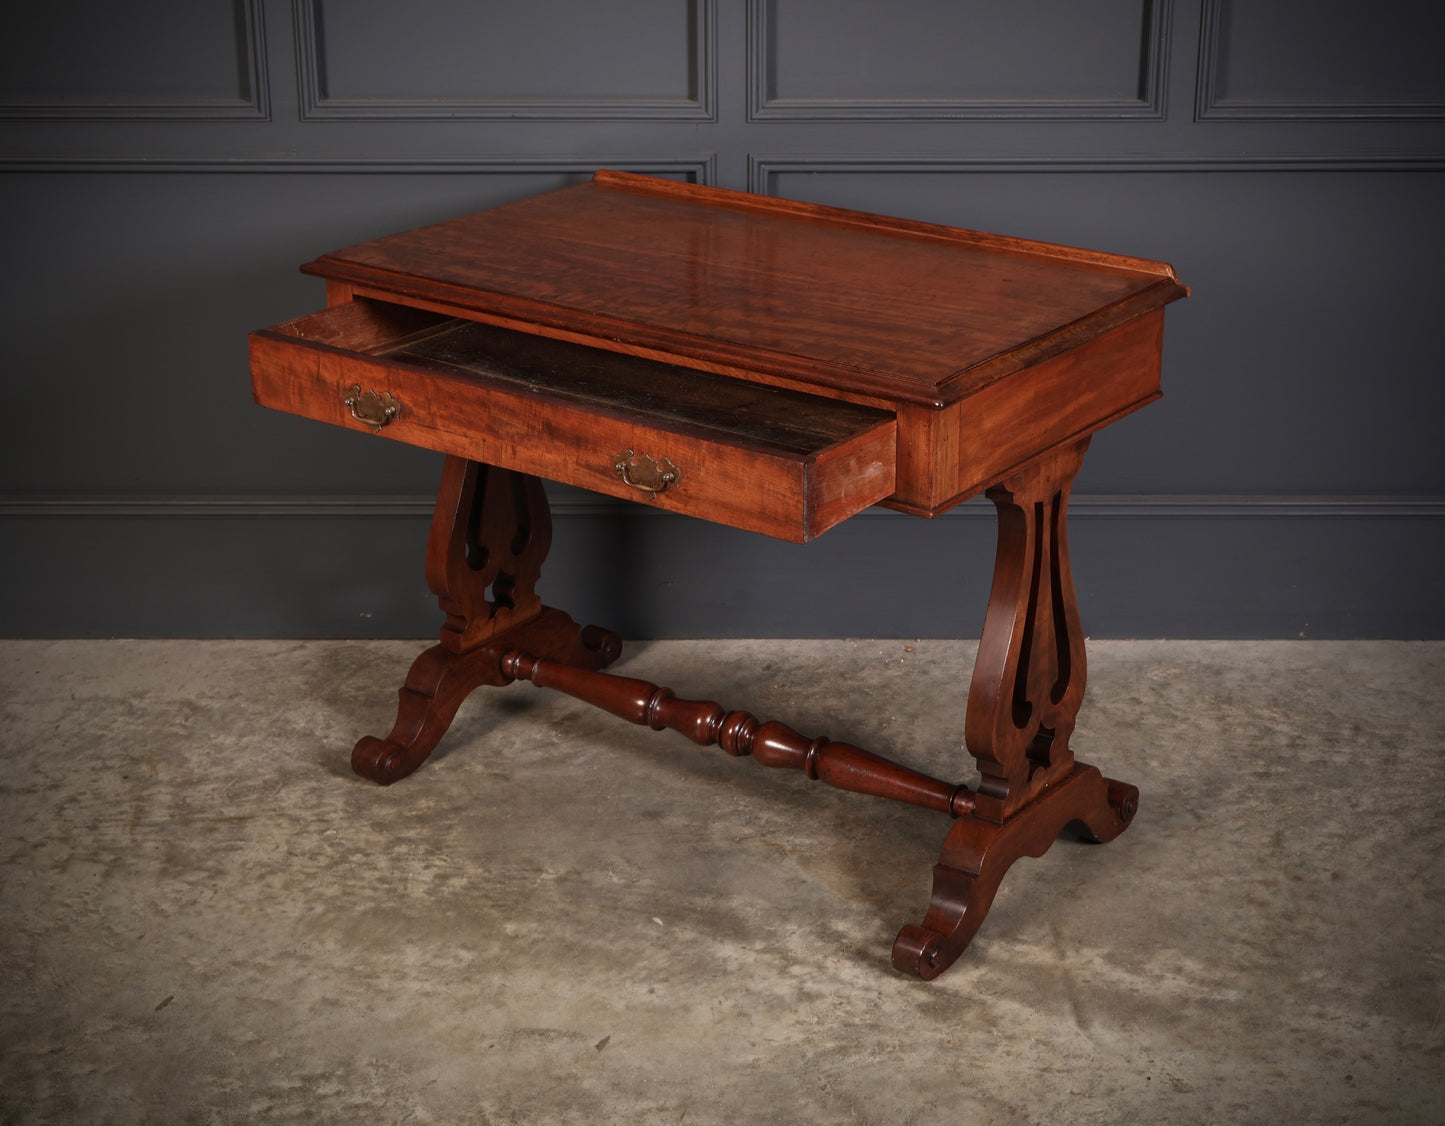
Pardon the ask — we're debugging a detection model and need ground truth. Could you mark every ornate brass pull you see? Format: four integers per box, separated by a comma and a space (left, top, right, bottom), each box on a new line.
613, 449, 681, 496
342, 385, 400, 432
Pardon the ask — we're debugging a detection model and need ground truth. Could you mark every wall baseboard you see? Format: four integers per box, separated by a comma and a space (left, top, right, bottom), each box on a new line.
3, 494, 1441, 639
6, 493, 1441, 521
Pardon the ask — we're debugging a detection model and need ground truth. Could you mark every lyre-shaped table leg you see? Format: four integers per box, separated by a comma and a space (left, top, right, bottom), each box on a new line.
352, 456, 621, 785
351, 447, 1136, 978
892, 438, 1139, 979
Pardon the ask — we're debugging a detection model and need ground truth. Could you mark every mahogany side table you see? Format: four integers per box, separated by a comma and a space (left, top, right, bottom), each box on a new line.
250, 171, 1188, 979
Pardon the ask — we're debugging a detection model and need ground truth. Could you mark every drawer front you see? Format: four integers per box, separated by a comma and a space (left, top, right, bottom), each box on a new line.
250, 303, 896, 543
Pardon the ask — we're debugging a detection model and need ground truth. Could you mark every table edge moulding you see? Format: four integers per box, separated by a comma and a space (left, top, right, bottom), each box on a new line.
248, 170, 1188, 979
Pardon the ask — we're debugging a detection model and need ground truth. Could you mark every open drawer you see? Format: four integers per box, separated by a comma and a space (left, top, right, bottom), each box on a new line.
250, 299, 897, 543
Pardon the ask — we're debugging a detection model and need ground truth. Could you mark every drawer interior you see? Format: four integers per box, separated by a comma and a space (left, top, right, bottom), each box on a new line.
271, 298, 895, 458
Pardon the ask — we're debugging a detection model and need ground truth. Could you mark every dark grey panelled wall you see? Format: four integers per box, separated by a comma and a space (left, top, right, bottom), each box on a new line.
2, 0, 1442, 639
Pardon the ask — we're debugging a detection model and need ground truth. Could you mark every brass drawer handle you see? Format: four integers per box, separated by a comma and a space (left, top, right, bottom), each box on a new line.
614, 449, 680, 496
343, 385, 400, 432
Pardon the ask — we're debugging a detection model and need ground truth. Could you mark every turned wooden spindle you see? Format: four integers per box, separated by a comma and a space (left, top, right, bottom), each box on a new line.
501, 649, 976, 818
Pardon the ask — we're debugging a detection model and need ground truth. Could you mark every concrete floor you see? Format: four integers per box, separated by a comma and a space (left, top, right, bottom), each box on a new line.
0, 638, 1441, 1125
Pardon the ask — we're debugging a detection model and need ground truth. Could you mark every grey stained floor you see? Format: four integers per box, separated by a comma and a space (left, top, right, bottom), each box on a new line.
1, 639, 1442, 1126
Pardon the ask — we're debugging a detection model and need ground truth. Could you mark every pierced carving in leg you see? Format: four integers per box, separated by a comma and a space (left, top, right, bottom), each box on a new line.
434, 457, 552, 653
968, 442, 1089, 821
351, 456, 621, 785
893, 438, 1139, 979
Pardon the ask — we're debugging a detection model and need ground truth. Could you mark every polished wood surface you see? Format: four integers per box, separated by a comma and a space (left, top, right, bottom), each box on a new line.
304, 170, 1186, 406
889, 437, 1142, 979
890, 310, 1166, 513
967, 439, 1090, 822
500, 648, 977, 818
284, 171, 1185, 517
351, 457, 622, 786
892, 764, 1138, 981
250, 297, 896, 542
250, 172, 1187, 977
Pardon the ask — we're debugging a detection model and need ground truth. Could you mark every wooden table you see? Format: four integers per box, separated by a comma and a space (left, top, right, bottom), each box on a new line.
250, 171, 1187, 979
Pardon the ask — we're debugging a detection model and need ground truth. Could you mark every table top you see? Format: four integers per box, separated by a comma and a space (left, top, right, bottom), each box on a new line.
303, 171, 1187, 408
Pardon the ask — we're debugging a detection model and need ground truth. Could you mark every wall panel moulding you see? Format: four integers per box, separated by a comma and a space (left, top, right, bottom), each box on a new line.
748, 0, 1170, 120
295, 0, 716, 121
0, 0, 269, 120
1195, 0, 1445, 121
745, 154, 1445, 193
0, 155, 719, 181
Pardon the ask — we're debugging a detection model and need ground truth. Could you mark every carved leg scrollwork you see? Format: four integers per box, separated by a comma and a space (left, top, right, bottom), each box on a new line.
892, 438, 1139, 979
352, 456, 621, 785
350, 445, 1137, 980
429, 456, 552, 653
967, 439, 1090, 822
892, 764, 1137, 979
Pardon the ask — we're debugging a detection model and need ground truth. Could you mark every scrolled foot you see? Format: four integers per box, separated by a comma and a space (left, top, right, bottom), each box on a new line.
348, 645, 506, 787
351, 609, 622, 786
1072, 777, 1139, 843
892, 855, 998, 981
352, 735, 422, 786
1107, 778, 1139, 825
893, 923, 964, 982
893, 764, 1138, 978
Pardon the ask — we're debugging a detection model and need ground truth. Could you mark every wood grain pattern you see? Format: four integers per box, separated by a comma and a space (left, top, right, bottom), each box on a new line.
501, 649, 977, 817
301, 171, 1187, 407
591, 171, 1181, 277
892, 763, 1137, 980
351, 457, 623, 785
340, 281, 904, 413
427, 458, 550, 652
388, 317, 886, 453
888, 310, 1165, 515
352, 608, 621, 785
966, 440, 1089, 822
249, 173, 1185, 977
250, 300, 897, 542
